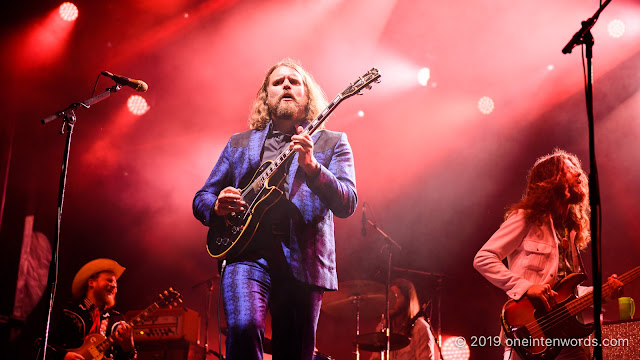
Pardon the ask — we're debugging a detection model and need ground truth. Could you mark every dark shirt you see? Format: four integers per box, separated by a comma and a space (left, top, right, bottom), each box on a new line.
262, 126, 293, 196
240, 125, 295, 257
46, 298, 136, 360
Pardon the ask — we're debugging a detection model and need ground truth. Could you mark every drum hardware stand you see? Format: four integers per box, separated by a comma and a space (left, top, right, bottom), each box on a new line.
362, 207, 401, 360
192, 274, 221, 359
354, 295, 361, 360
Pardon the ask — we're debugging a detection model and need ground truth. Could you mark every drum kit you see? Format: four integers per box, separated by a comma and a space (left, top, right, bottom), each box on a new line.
321, 280, 411, 357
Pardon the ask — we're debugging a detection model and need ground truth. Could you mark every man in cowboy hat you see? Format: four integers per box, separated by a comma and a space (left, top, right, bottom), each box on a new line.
46, 258, 137, 360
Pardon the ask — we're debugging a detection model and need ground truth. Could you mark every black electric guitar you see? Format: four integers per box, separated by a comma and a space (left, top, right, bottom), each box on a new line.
206, 68, 381, 259
68, 288, 181, 360
501, 266, 640, 360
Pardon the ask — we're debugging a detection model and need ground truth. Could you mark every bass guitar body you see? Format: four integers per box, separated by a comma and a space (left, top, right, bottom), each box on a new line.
206, 160, 286, 259
501, 273, 593, 360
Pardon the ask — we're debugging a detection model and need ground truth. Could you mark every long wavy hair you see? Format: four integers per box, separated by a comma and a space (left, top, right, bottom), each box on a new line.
506, 149, 590, 249
249, 58, 329, 130
391, 278, 422, 335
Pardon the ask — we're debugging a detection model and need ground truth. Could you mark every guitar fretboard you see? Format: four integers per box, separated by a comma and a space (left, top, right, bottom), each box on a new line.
243, 95, 343, 197
239, 68, 380, 200
98, 301, 164, 352
565, 266, 640, 315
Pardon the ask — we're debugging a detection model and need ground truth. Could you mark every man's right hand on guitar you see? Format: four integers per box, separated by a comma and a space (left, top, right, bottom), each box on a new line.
525, 284, 558, 311
214, 187, 246, 216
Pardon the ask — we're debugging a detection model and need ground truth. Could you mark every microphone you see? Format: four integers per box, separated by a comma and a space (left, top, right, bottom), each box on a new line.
101, 71, 148, 92
361, 203, 367, 236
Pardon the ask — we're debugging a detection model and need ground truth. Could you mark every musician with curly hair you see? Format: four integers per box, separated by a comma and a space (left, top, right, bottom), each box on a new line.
193, 59, 357, 360
474, 149, 622, 360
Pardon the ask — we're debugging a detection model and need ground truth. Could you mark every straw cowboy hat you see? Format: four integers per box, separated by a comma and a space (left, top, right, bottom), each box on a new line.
72, 258, 125, 298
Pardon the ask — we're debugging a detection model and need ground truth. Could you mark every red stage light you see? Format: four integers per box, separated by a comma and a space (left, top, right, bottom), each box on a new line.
441, 336, 471, 360
59, 2, 78, 22
608, 19, 625, 38
127, 95, 150, 115
478, 96, 494, 115
417, 67, 431, 87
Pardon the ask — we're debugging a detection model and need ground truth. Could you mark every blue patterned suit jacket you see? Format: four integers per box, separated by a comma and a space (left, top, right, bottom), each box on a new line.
193, 122, 357, 290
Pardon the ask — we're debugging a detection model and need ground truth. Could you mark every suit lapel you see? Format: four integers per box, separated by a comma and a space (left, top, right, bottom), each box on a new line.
249, 126, 269, 170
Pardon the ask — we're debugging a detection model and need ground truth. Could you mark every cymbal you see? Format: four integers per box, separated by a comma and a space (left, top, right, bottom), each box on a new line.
322, 280, 395, 319
354, 332, 410, 352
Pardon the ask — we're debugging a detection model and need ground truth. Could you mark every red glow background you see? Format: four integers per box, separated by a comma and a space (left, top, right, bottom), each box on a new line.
2, 0, 640, 358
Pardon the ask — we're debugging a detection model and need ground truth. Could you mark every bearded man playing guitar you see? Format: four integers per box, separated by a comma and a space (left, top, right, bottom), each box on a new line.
474, 149, 623, 360
45, 258, 136, 360
193, 59, 358, 360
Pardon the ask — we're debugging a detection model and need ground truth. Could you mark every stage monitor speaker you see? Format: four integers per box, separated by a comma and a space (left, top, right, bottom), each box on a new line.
601, 318, 640, 359
135, 339, 205, 360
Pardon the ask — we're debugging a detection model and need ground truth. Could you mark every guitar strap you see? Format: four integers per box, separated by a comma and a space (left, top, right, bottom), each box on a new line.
569, 231, 586, 278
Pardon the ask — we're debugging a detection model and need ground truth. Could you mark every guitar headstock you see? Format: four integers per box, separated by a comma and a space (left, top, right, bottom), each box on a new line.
340, 68, 381, 99
157, 287, 182, 308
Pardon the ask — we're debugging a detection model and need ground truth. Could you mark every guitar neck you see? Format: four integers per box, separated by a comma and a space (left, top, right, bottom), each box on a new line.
565, 266, 640, 316
96, 302, 162, 353
243, 93, 345, 197
240, 66, 381, 199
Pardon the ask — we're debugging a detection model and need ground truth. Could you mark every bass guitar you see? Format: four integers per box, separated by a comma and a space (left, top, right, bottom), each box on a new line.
501, 266, 640, 360
206, 68, 381, 259
68, 288, 181, 360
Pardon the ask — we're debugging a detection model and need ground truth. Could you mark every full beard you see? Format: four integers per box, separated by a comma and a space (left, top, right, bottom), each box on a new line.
268, 98, 304, 120
567, 185, 586, 204
95, 287, 116, 309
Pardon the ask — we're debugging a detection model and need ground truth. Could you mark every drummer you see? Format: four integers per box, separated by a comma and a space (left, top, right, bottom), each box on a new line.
370, 278, 436, 360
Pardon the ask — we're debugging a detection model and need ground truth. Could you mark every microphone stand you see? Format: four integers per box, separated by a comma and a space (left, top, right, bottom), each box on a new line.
192, 275, 220, 359
363, 213, 401, 360
561, 1, 613, 359
39, 84, 122, 360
